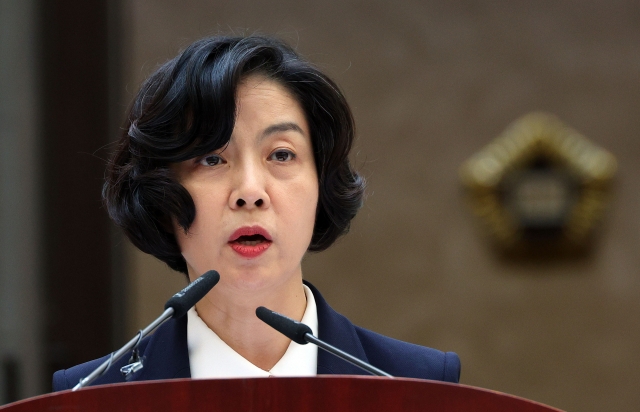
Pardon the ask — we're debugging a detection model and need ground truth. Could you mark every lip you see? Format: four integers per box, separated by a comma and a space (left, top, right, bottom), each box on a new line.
228, 225, 273, 242
228, 225, 272, 258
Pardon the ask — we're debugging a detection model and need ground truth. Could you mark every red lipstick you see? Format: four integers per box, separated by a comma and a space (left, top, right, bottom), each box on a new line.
228, 226, 272, 258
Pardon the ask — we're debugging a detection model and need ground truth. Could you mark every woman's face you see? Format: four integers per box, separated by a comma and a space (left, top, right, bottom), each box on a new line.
172, 76, 318, 292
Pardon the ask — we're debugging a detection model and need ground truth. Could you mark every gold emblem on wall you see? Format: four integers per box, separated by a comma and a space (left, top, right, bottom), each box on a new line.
460, 112, 617, 254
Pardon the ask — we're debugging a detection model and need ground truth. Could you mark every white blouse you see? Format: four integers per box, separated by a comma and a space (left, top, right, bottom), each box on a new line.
187, 284, 318, 378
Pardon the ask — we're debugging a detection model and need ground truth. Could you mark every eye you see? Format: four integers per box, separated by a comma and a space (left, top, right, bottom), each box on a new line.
269, 149, 295, 162
199, 154, 225, 167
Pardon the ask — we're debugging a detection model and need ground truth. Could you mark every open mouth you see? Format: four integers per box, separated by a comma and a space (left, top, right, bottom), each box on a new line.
228, 226, 273, 258
232, 234, 270, 246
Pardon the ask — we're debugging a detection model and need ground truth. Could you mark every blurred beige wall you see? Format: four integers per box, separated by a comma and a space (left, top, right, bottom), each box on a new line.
120, 1, 640, 411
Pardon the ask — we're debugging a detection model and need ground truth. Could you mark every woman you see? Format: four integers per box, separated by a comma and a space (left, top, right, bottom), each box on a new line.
53, 35, 460, 389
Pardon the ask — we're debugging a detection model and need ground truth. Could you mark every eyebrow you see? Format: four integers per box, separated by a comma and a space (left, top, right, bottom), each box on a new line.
260, 122, 305, 140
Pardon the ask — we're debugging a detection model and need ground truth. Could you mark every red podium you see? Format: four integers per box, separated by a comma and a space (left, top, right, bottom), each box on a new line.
0, 376, 562, 411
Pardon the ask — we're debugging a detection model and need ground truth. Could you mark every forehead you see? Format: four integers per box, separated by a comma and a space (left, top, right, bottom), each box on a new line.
236, 75, 299, 109
233, 75, 309, 134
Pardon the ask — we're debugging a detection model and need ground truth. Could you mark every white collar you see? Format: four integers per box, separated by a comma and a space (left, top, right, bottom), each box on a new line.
187, 284, 318, 378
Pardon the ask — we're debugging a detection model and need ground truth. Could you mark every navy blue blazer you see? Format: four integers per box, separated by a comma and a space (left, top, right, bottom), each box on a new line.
53, 282, 460, 390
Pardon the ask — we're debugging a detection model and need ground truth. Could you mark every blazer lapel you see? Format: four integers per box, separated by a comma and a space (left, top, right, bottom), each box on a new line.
305, 281, 370, 376
124, 283, 367, 380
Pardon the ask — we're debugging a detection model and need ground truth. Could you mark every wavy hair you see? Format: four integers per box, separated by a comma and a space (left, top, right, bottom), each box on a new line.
103, 35, 365, 274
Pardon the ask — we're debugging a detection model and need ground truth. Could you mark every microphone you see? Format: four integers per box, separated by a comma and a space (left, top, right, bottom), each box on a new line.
164, 269, 220, 318
255, 306, 393, 377
73, 270, 220, 390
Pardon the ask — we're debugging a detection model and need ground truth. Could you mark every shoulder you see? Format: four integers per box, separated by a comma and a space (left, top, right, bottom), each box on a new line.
354, 325, 461, 383
52, 352, 131, 391
52, 334, 154, 391
52, 315, 187, 391
305, 281, 460, 383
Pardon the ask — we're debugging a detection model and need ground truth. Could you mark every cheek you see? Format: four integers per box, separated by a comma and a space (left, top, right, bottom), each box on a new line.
187, 201, 224, 244
278, 179, 319, 240
300, 174, 320, 231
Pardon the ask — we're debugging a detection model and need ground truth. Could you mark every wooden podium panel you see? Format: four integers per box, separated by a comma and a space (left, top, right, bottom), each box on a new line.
0, 376, 562, 412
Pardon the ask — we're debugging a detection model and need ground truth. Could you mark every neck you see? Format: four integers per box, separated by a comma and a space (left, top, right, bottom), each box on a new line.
194, 275, 307, 371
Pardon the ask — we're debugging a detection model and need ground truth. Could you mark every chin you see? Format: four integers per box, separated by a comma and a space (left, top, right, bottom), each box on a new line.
221, 267, 274, 289
229, 265, 299, 291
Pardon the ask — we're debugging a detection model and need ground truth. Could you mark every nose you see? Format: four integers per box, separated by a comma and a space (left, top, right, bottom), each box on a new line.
229, 161, 270, 210
235, 198, 264, 207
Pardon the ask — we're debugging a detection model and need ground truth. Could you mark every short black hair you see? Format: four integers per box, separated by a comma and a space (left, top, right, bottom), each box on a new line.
103, 35, 365, 274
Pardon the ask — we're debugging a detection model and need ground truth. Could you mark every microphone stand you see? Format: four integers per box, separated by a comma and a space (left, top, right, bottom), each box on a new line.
304, 334, 392, 377
255, 306, 393, 378
72, 307, 174, 391
72, 270, 220, 391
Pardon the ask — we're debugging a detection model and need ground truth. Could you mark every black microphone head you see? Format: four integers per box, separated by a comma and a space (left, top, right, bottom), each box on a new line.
164, 270, 220, 318
255, 306, 311, 345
